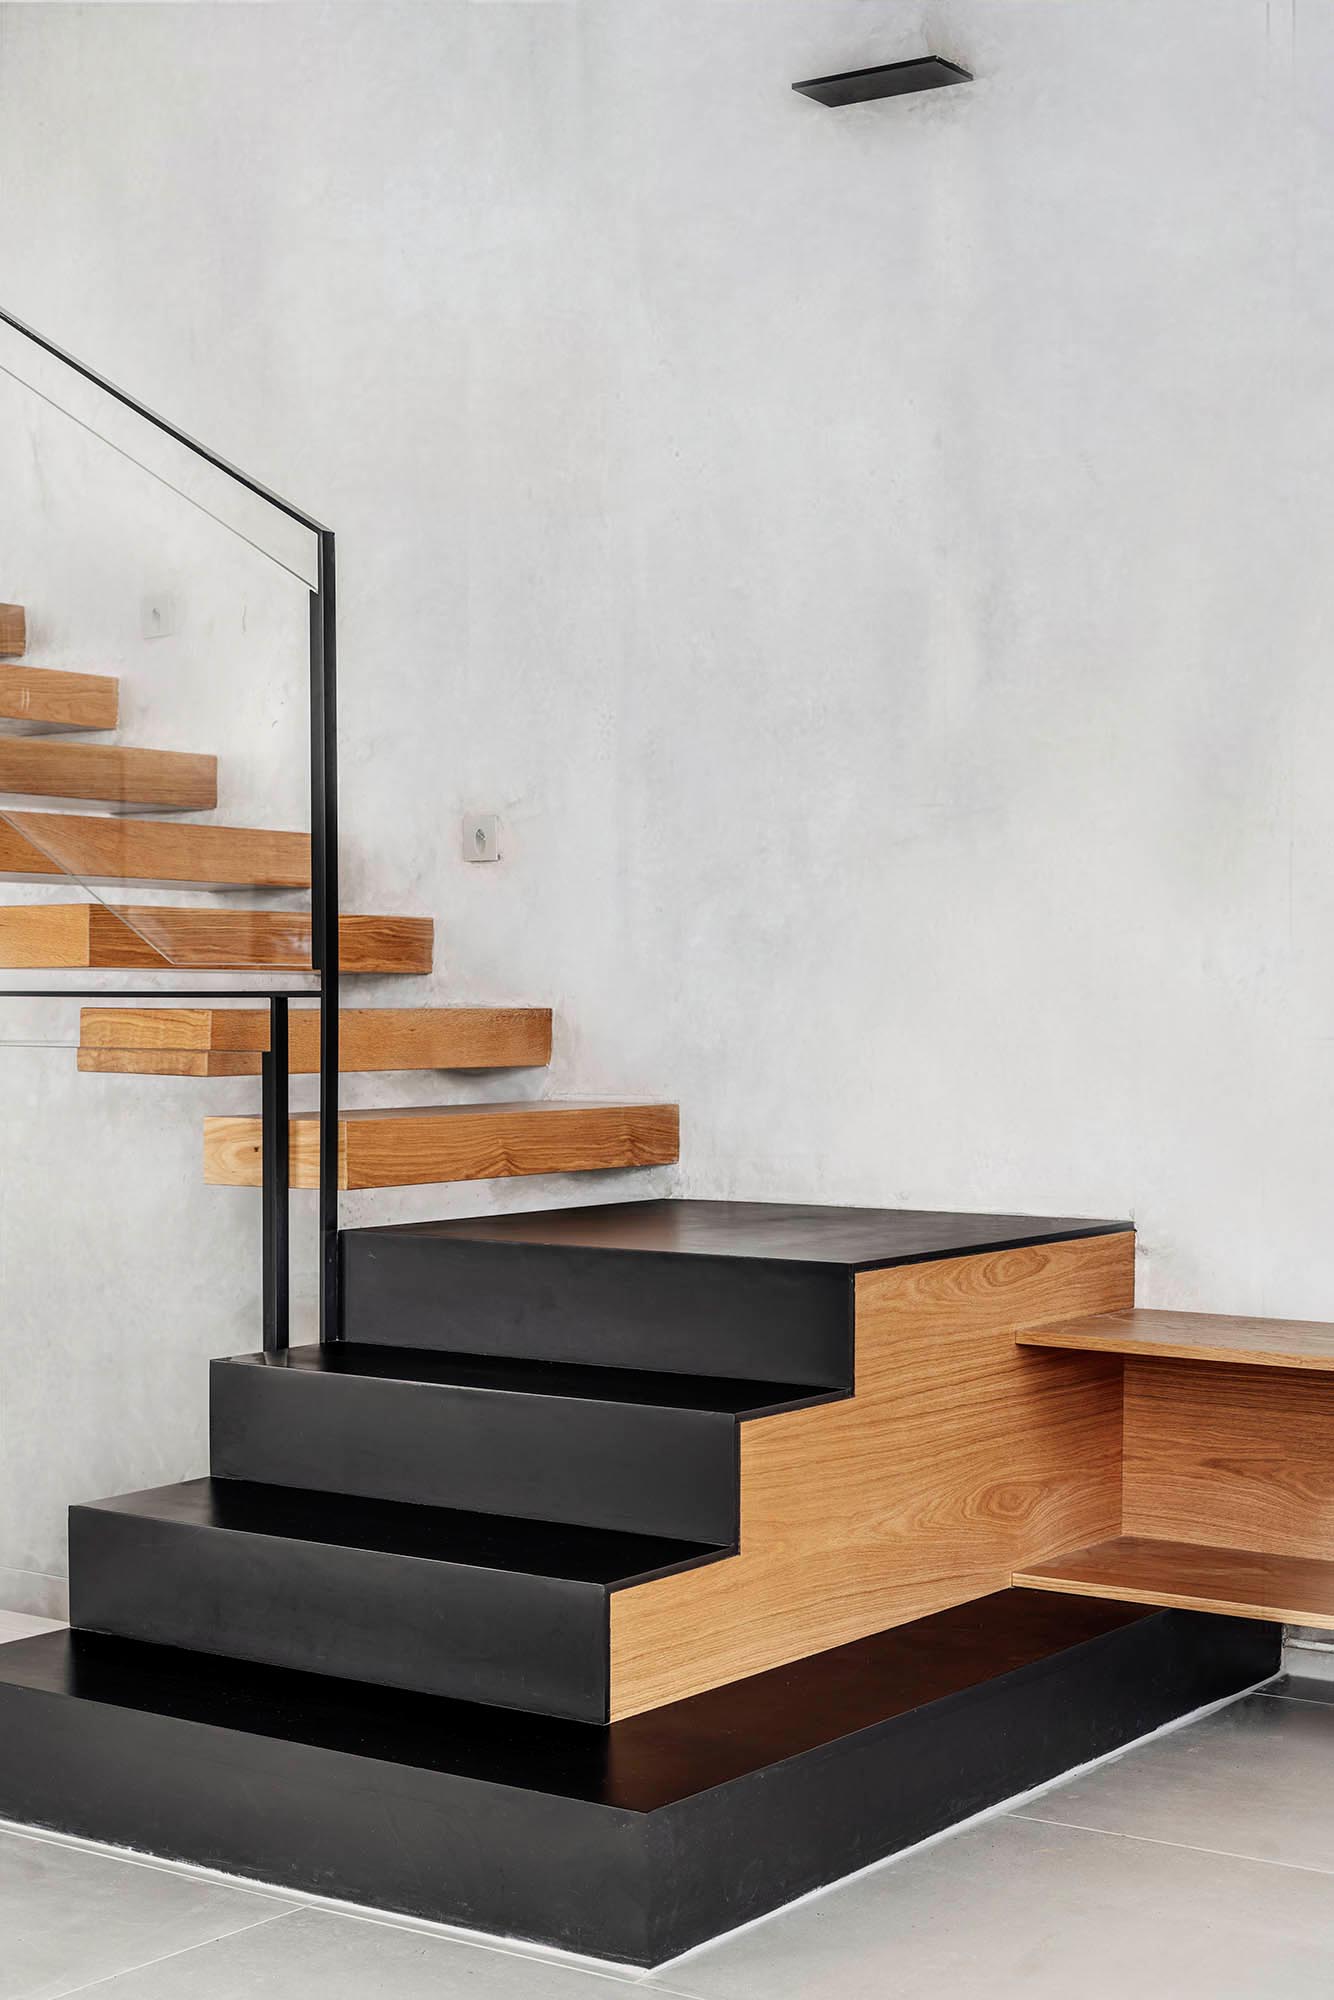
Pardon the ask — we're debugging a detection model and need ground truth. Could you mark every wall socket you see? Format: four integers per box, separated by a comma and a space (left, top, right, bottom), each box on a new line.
462, 812, 501, 862
141, 593, 177, 640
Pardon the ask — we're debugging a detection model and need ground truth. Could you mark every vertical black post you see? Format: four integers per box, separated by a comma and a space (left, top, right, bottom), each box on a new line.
310, 531, 341, 1342
261, 995, 290, 1353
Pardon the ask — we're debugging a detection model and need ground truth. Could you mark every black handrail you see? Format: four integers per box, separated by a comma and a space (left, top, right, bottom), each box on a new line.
0, 304, 341, 1346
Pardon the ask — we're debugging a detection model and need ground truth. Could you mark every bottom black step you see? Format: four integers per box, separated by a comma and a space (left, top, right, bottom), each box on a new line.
0, 1591, 1276, 1965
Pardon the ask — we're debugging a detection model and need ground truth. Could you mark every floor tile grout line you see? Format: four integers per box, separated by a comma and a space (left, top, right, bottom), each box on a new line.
33, 1906, 299, 2000
1006, 1810, 1334, 1883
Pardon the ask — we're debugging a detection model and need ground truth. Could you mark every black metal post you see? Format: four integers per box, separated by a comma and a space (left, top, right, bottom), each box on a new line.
261, 996, 290, 1353
311, 531, 341, 1343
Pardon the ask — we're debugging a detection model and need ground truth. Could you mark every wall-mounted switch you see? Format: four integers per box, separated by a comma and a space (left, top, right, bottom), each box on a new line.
141, 593, 176, 640
463, 812, 501, 862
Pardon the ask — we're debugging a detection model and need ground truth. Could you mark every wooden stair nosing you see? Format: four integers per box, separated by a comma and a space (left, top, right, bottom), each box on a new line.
0, 813, 309, 891
79, 1005, 553, 1074
0, 664, 119, 733
1018, 1306, 1334, 1374
203, 1099, 680, 1189
0, 905, 433, 973
0, 737, 216, 812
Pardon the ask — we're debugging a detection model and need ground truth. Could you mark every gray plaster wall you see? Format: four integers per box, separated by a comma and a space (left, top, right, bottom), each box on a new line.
0, 0, 1329, 1612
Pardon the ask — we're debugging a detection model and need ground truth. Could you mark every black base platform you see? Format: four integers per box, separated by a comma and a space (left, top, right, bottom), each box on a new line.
0, 1591, 1276, 1966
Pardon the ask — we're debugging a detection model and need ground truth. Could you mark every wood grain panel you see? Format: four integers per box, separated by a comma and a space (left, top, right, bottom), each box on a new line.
0, 905, 432, 972
1014, 1534, 1334, 1628
0, 606, 24, 658
608, 1231, 1134, 1719
0, 738, 215, 810
0, 813, 308, 888
79, 1005, 552, 1073
1021, 1307, 1334, 1373
204, 1099, 679, 1189
0, 665, 119, 733
1122, 1357, 1334, 1560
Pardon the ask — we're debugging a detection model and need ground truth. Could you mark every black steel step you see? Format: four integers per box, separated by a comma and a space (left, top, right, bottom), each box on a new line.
339, 1199, 1128, 1383
0, 1594, 1277, 1964
68, 1478, 723, 1723
210, 1344, 839, 1543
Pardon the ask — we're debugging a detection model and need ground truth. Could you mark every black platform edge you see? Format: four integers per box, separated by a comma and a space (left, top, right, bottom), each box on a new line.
793, 55, 973, 108
0, 1592, 1276, 1965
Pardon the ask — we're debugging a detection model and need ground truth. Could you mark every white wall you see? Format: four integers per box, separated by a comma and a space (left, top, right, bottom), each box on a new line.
0, 0, 1331, 1612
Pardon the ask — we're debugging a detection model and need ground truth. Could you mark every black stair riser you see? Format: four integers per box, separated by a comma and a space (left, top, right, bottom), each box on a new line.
69, 1506, 612, 1723
210, 1357, 742, 1544
340, 1236, 854, 1387
0, 1603, 1278, 1965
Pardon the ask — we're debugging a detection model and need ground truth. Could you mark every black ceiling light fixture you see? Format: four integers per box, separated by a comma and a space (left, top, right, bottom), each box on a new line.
792, 55, 972, 108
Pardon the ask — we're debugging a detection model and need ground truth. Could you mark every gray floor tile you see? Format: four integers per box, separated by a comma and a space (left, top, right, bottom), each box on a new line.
1272, 1672, 1334, 1707
0, 1827, 292, 2000
50, 1905, 640, 1997
647, 1813, 1334, 2000
0, 1613, 63, 1645
1012, 1691, 1334, 1871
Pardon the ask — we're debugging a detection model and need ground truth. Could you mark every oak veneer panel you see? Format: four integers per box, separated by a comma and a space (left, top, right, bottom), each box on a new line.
1020, 1307, 1334, 1373
204, 1099, 679, 1190
0, 606, 24, 658
0, 814, 308, 889
80, 1006, 552, 1074
1013, 1535, 1334, 1629
607, 1231, 1134, 1720
1122, 1357, 1334, 1561
0, 665, 119, 733
0, 739, 215, 810
0, 906, 432, 972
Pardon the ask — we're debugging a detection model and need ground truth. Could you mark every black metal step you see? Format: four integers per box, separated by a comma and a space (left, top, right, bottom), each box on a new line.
68, 1478, 724, 1723
339, 1198, 1128, 1384
210, 1344, 839, 1544
0, 1593, 1277, 1964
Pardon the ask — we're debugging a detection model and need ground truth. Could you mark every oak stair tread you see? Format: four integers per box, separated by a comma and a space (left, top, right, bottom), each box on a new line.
1018, 1306, 1334, 1373
204, 1099, 679, 1189
0, 664, 119, 733
0, 813, 308, 890
79, 1004, 551, 1074
0, 905, 432, 972
0, 605, 24, 659
1013, 1533, 1334, 1630
0, 737, 215, 810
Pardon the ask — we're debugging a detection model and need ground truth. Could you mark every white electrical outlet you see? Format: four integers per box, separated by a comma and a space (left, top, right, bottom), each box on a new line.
141, 593, 176, 640
463, 812, 501, 863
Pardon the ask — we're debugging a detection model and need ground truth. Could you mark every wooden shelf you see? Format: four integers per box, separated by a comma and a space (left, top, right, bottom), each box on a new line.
0, 737, 215, 811
1014, 1534, 1334, 1629
204, 1100, 679, 1189
0, 813, 308, 890
0, 905, 432, 972
0, 664, 119, 733
80, 1005, 552, 1075
1018, 1307, 1334, 1373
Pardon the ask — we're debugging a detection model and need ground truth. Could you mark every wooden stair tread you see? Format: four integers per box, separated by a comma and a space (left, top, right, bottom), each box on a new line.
1018, 1307, 1334, 1373
0, 905, 432, 972
79, 1005, 551, 1074
0, 813, 308, 890
204, 1099, 680, 1189
0, 737, 215, 811
1014, 1533, 1334, 1629
0, 665, 119, 733
0, 605, 24, 659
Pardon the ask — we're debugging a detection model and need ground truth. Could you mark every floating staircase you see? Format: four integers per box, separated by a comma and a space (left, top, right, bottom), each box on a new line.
0, 1201, 1279, 1961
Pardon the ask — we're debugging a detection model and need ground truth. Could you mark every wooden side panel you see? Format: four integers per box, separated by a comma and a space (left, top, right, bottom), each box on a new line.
1123, 1357, 1334, 1561
204, 1101, 680, 1190
0, 739, 216, 810
0, 665, 119, 732
0, 814, 308, 888
608, 1232, 1134, 1720
0, 606, 25, 659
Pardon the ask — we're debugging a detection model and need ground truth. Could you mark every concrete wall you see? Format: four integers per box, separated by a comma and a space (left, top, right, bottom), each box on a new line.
0, 0, 1330, 1611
